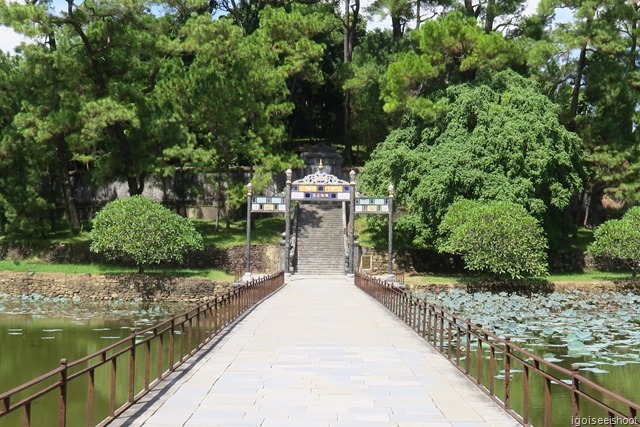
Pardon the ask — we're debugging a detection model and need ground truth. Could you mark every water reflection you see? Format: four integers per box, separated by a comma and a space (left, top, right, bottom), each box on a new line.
0, 295, 188, 427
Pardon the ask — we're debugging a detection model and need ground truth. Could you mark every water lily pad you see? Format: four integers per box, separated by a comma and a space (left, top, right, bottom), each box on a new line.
581, 367, 609, 374
543, 354, 563, 363
571, 329, 592, 341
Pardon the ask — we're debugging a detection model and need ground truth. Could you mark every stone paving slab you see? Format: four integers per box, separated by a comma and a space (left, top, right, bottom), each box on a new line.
111, 276, 520, 427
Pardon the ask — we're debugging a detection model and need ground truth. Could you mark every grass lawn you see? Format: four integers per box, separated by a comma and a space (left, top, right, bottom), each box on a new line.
193, 217, 284, 247
546, 271, 633, 282
0, 217, 284, 249
354, 217, 381, 248
0, 216, 282, 282
404, 270, 635, 286
0, 260, 235, 281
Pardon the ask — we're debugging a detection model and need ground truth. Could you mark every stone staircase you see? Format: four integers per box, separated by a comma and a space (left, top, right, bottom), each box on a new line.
295, 203, 345, 275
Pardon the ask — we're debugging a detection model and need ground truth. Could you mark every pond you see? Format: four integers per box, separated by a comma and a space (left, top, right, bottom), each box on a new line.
414, 287, 640, 425
0, 294, 189, 427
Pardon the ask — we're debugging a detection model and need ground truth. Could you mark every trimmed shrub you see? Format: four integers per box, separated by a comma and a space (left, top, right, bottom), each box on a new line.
438, 200, 548, 279
90, 196, 204, 272
588, 207, 640, 277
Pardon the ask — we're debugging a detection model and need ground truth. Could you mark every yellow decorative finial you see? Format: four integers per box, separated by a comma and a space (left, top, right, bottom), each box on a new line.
318, 159, 324, 171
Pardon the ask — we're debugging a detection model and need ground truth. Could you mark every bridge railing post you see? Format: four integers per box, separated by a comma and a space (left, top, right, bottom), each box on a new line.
465, 319, 471, 374
571, 364, 580, 421
489, 338, 496, 397
504, 335, 511, 411
447, 320, 453, 359
455, 321, 461, 365
523, 360, 530, 424
474, 326, 484, 386
58, 359, 67, 427
129, 331, 136, 402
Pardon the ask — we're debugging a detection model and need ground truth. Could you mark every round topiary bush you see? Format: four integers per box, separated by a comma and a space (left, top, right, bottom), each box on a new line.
90, 196, 204, 272
588, 206, 640, 277
438, 199, 548, 279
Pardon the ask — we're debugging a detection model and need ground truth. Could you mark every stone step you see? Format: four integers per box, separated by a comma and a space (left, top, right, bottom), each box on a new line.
298, 256, 342, 260
295, 203, 344, 274
297, 266, 344, 270
296, 271, 345, 274
297, 256, 343, 260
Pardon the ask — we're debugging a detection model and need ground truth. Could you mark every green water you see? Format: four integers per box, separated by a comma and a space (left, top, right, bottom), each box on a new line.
3, 291, 639, 427
411, 288, 640, 426
418, 318, 640, 426
0, 297, 189, 427
462, 340, 640, 426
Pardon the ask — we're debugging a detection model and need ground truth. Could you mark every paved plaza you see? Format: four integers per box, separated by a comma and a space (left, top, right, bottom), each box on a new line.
111, 276, 521, 427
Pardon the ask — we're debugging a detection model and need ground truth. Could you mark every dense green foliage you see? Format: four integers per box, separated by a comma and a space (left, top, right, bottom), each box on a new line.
438, 200, 548, 279
90, 196, 204, 272
359, 70, 583, 248
0, 0, 639, 259
588, 207, 640, 277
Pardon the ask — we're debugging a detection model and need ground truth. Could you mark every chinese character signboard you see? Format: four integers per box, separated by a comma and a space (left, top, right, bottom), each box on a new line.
355, 198, 390, 214
251, 196, 287, 213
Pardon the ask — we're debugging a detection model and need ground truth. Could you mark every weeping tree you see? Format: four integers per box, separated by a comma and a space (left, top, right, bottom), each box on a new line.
359, 69, 584, 248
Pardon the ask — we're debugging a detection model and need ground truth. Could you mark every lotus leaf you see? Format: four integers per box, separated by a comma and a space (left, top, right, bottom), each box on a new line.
543, 354, 563, 363
572, 329, 592, 341
581, 367, 610, 373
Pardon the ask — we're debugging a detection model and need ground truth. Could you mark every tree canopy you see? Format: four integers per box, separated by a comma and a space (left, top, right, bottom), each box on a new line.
358, 70, 584, 248
0, 0, 638, 257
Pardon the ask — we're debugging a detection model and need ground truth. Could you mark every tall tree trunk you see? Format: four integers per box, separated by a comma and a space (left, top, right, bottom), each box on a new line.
464, 0, 475, 17
569, 14, 591, 130
215, 175, 223, 231
582, 191, 591, 227
484, 0, 495, 33
344, 89, 352, 165
110, 123, 145, 195
631, 11, 638, 70
344, 0, 351, 63
570, 44, 587, 126
392, 17, 402, 49
44, 28, 80, 233
55, 135, 81, 233
416, 0, 421, 29
343, 0, 359, 166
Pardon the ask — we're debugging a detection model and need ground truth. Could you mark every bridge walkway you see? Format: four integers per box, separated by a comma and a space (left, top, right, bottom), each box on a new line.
111, 276, 520, 427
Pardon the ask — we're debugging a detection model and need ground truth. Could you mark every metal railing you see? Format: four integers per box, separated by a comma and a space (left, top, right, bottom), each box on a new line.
355, 272, 640, 427
0, 272, 285, 427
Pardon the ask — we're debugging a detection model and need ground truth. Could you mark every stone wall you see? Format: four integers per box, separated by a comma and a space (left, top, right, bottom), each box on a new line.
0, 272, 231, 303
358, 247, 464, 274
359, 246, 629, 275
547, 248, 630, 273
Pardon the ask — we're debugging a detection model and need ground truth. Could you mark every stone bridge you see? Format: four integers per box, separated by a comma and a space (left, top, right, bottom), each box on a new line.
111, 276, 518, 427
